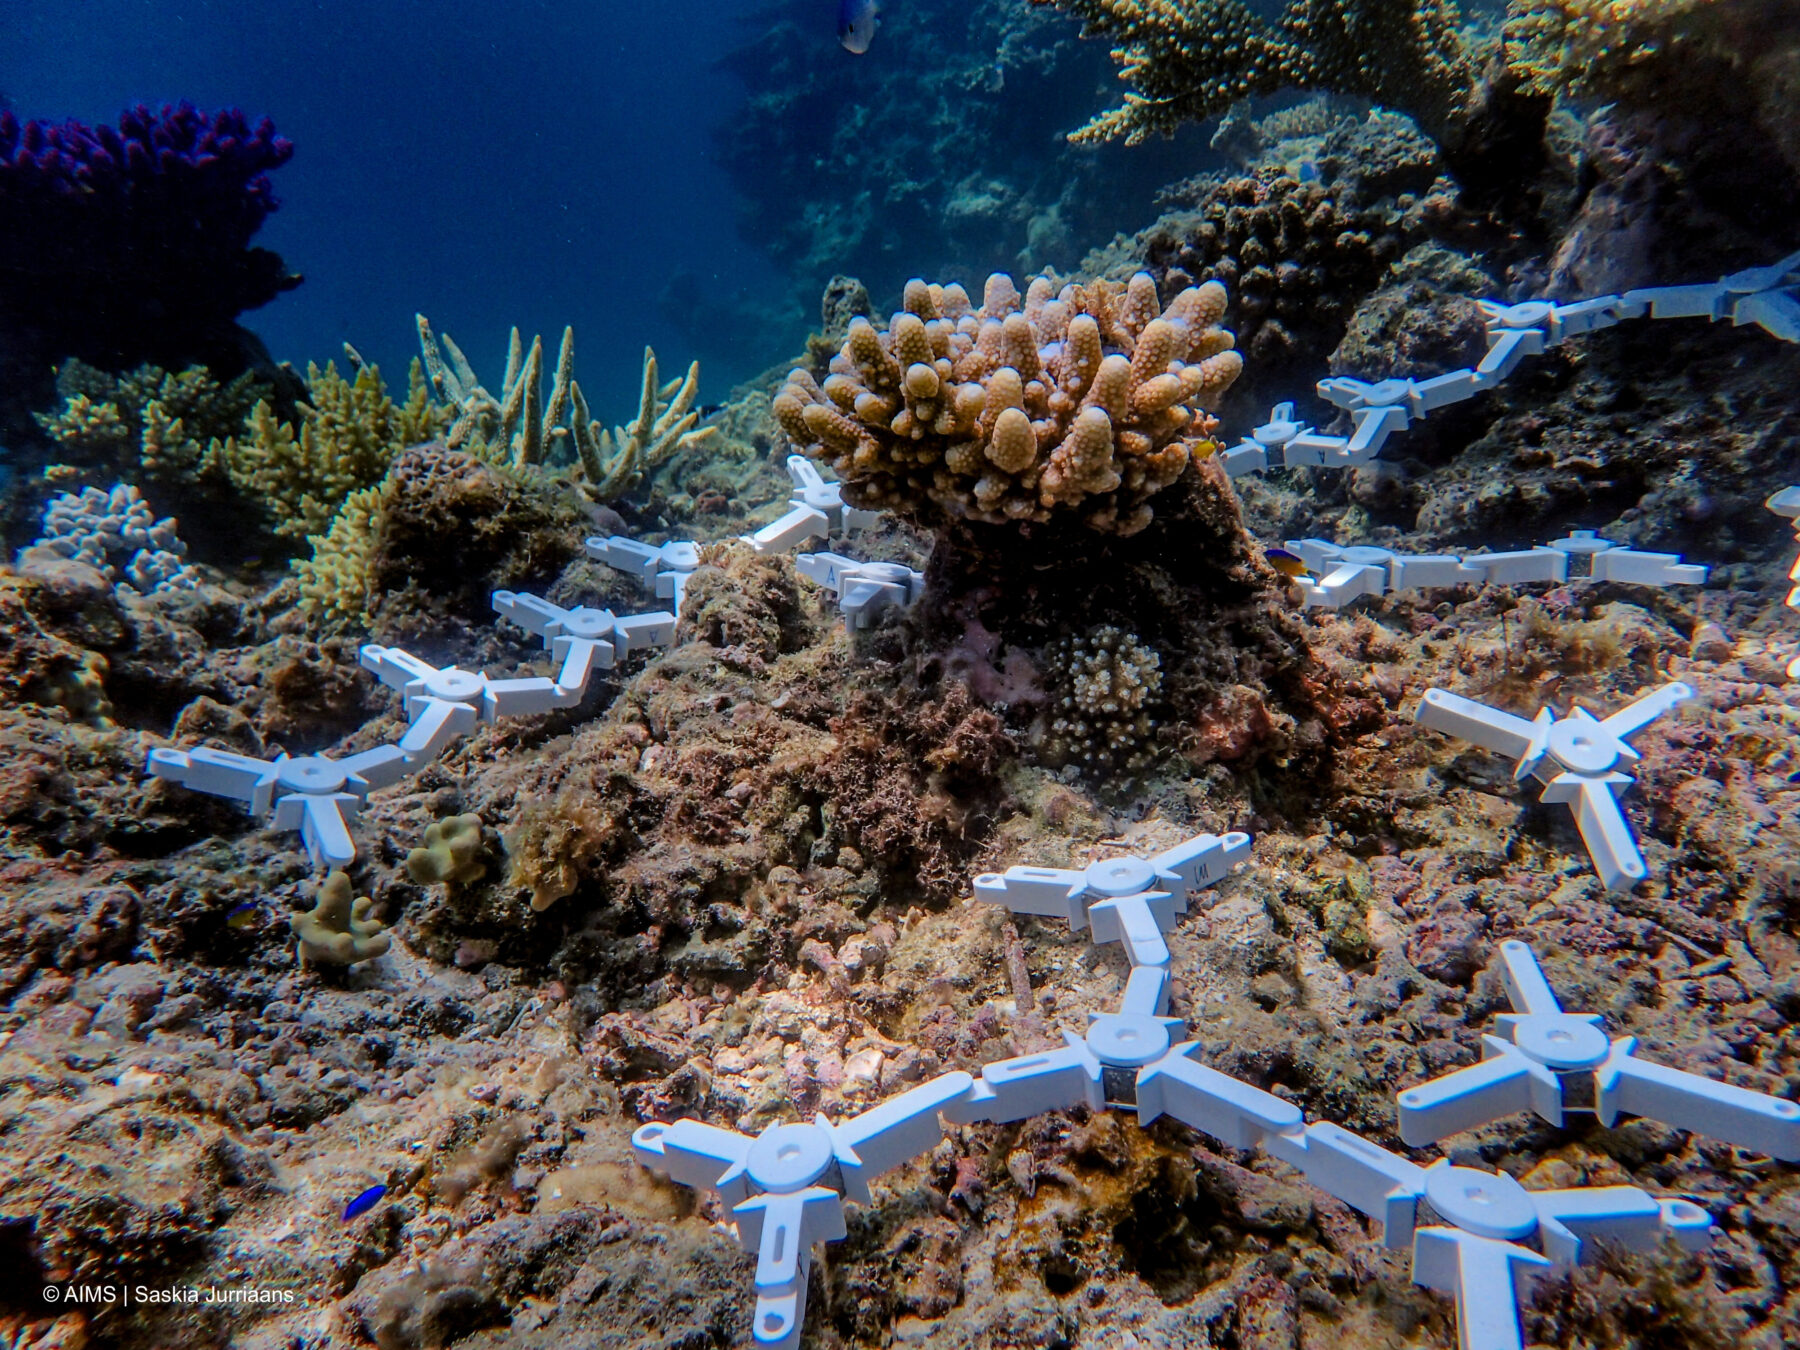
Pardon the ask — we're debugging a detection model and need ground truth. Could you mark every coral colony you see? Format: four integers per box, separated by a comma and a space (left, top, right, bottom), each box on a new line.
134, 254, 1800, 1350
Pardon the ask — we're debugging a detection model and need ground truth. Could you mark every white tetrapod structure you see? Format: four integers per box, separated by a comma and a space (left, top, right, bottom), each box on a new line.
632, 1073, 976, 1350
1412, 681, 1693, 890
1771, 486, 1800, 679
587, 533, 702, 613
144, 594, 679, 869
747, 455, 883, 556
1398, 940, 1800, 1158
634, 832, 1800, 1350
793, 552, 926, 629
1278, 530, 1707, 610
1218, 250, 1800, 480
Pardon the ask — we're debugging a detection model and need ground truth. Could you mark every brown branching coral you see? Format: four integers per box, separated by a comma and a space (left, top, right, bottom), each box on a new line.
776, 271, 1242, 535
1037, 0, 1475, 151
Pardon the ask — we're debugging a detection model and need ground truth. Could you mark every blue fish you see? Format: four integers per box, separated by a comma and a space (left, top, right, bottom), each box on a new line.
839, 0, 878, 54
226, 903, 258, 931
343, 1184, 386, 1220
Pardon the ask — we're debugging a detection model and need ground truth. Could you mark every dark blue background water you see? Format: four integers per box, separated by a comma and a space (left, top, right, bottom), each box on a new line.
5, 1, 805, 413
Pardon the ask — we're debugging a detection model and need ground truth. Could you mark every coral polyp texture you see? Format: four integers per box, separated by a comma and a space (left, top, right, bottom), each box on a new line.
0, 102, 297, 383
1042, 623, 1164, 777
775, 272, 1243, 534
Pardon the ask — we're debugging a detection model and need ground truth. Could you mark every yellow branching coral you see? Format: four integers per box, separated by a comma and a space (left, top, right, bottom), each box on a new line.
1035, 0, 1473, 148
416, 315, 715, 503
35, 361, 263, 484
776, 271, 1242, 535
216, 360, 443, 540
296, 478, 386, 628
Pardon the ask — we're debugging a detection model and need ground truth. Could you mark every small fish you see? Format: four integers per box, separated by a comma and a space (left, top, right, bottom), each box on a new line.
697, 403, 725, 421
343, 1184, 386, 1220
1294, 159, 1321, 183
225, 903, 259, 931
839, 0, 878, 54
1265, 547, 1311, 579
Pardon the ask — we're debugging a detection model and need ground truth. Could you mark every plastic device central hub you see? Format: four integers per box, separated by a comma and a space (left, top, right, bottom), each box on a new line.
276, 756, 347, 794
746, 1123, 834, 1194
1544, 718, 1620, 775
1084, 856, 1156, 898
1424, 1164, 1538, 1241
423, 668, 486, 703
1511, 1014, 1611, 1071
1086, 1012, 1172, 1068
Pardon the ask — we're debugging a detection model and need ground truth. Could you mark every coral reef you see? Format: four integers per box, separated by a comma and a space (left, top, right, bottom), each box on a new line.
1035, 0, 1478, 153
775, 271, 1242, 534
0, 103, 298, 429
417, 317, 714, 505
34, 360, 269, 483
1040, 623, 1163, 778
289, 871, 391, 966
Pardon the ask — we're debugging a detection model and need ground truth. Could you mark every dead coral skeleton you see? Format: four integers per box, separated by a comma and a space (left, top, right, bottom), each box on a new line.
415, 315, 715, 503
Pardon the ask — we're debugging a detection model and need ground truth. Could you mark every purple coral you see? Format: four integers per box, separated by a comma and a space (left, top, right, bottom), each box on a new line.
0, 102, 300, 397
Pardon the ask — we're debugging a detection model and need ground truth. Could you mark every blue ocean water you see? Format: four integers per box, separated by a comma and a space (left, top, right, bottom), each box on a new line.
5, 0, 806, 411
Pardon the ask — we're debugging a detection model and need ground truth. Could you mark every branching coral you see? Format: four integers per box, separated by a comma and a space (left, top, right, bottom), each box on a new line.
774, 271, 1242, 535
295, 481, 385, 628
35, 361, 267, 484
406, 814, 494, 887
218, 360, 442, 541
416, 316, 715, 504
1036, 0, 1474, 150
1041, 624, 1164, 778
290, 871, 390, 966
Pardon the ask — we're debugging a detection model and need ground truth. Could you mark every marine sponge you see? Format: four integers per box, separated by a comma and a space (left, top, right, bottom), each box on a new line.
1041, 624, 1163, 778
406, 814, 493, 888
290, 871, 391, 966
416, 317, 715, 503
775, 271, 1242, 535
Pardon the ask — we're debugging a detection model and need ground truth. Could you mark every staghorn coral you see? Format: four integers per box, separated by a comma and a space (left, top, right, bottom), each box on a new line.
1040, 623, 1164, 778
1037, 0, 1474, 151
290, 871, 391, 966
775, 271, 1242, 535
416, 316, 715, 504
218, 359, 443, 541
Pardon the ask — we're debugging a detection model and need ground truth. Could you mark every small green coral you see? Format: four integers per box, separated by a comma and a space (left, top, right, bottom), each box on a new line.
406, 814, 492, 887
291, 871, 391, 966
417, 315, 714, 503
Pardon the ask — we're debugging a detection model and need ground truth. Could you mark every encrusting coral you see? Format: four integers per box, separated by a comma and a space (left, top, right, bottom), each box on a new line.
290, 871, 391, 966
416, 316, 715, 504
774, 271, 1242, 534
1041, 623, 1163, 778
